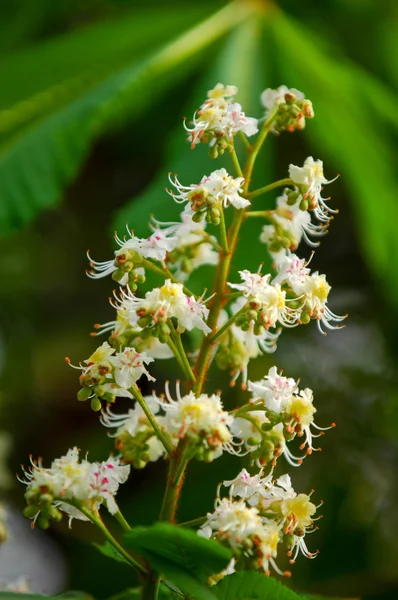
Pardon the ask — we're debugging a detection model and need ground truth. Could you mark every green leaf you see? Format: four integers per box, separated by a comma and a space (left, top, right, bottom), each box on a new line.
93, 541, 130, 565
213, 571, 306, 600
270, 13, 398, 304
106, 587, 179, 600
0, 6, 212, 134
0, 1, 255, 236
123, 523, 232, 600
123, 523, 232, 582
0, 593, 93, 600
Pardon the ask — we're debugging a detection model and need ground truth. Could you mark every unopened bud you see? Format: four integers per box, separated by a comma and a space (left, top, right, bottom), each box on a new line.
192, 211, 205, 223
90, 396, 102, 412
208, 146, 218, 159
77, 387, 92, 402
299, 198, 309, 211
23, 504, 39, 519
37, 516, 50, 530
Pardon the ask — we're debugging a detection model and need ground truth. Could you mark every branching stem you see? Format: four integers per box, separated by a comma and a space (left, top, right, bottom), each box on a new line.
130, 384, 173, 455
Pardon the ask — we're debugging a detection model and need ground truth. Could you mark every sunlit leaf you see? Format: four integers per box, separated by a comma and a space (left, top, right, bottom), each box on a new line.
0, 1, 256, 236
213, 571, 306, 600
0, 6, 212, 134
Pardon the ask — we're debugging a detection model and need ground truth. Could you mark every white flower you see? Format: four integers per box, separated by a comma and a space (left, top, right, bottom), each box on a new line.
248, 368, 334, 456
184, 83, 258, 147
109, 347, 155, 389
289, 157, 338, 223
261, 85, 304, 117
272, 253, 311, 291
259, 192, 326, 261
151, 207, 218, 279
86, 341, 115, 367
198, 497, 262, 549
260, 86, 314, 135
19, 449, 130, 526
223, 469, 272, 506
114, 280, 211, 335
228, 270, 300, 329
301, 272, 346, 334
273, 259, 347, 334
167, 169, 249, 210
101, 399, 167, 464
216, 299, 281, 388
155, 382, 236, 461
87, 225, 177, 283
90, 310, 174, 361
129, 230, 177, 261
248, 366, 298, 412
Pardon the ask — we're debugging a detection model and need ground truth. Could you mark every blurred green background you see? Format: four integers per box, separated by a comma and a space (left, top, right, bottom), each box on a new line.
0, 0, 397, 598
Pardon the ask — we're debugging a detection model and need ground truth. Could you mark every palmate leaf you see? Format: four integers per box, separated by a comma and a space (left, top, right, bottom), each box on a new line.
269, 13, 398, 303
0, 1, 256, 236
213, 571, 306, 600
123, 523, 232, 600
115, 11, 274, 296
0, 5, 212, 135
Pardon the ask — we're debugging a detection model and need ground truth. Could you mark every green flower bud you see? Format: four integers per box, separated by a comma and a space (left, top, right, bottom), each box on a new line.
37, 516, 50, 530
299, 198, 309, 211
261, 422, 274, 432
112, 269, 127, 282
208, 146, 218, 159
253, 323, 264, 336
77, 387, 92, 402
39, 493, 54, 504
48, 507, 62, 522
138, 315, 153, 328
300, 311, 311, 325
192, 211, 205, 223
90, 396, 102, 412
23, 504, 39, 519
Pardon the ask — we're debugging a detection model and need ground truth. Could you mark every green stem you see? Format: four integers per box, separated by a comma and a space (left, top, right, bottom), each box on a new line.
203, 232, 223, 253
218, 208, 229, 254
229, 146, 243, 178
167, 337, 192, 382
130, 384, 173, 455
159, 450, 189, 522
142, 575, 160, 600
245, 210, 273, 218
209, 303, 247, 344
243, 108, 279, 194
142, 259, 194, 297
177, 516, 207, 528
247, 178, 293, 199
64, 502, 146, 574
193, 113, 278, 395
169, 323, 196, 383
114, 509, 131, 532
238, 130, 250, 150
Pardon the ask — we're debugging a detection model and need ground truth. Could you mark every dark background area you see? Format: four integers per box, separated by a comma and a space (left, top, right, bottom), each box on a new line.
0, 1, 397, 599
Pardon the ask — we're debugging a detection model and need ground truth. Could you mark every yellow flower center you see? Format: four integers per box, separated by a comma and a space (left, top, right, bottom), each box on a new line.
283, 494, 316, 529
286, 397, 316, 426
